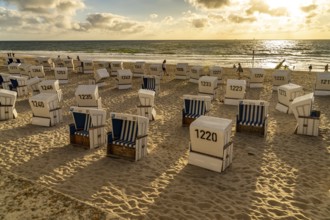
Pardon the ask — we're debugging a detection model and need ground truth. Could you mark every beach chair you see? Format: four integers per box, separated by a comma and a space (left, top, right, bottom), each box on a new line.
54, 58, 65, 67
188, 116, 233, 173
29, 93, 63, 126
27, 77, 42, 95
69, 106, 107, 149
30, 65, 46, 78
314, 72, 330, 96
8, 63, 21, 75
95, 61, 111, 71
82, 60, 94, 74
141, 75, 160, 93
198, 76, 218, 100
63, 58, 75, 72
54, 67, 69, 84
272, 69, 291, 91
209, 66, 223, 84
6, 58, 14, 65
137, 89, 156, 121
249, 68, 265, 88
89, 68, 110, 87
36, 56, 54, 71
75, 85, 102, 108
38, 80, 63, 102
0, 89, 18, 120
133, 61, 146, 78
107, 112, 149, 161
275, 83, 304, 114
9, 76, 29, 97
189, 66, 205, 83
224, 79, 247, 105
19, 63, 32, 78
0, 73, 11, 90
236, 99, 269, 137
110, 61, 124, 76
149, 64, 163, 79
175, 63, 190, 80
291, 93, 320, 136
117, 69, 133, 89
182, 95, 212, 126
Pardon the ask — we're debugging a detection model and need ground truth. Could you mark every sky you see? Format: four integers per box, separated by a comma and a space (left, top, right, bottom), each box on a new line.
0, 0, 329, 40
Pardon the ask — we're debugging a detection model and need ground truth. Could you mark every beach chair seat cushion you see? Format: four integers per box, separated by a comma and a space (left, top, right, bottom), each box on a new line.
182, 99, 207, 126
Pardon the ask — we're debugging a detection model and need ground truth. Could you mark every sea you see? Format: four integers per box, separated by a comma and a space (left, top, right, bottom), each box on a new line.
0, 40, 329, 71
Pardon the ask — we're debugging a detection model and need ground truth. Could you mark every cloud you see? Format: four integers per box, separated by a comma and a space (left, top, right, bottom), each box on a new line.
162, 16, 174, 25
228, 15, 256, 23
301, 4, 318, 13
75, 13, 145, 33
150, 14, 158, 19
186, 0, 230, 9
246, 0, 288, 16
192, 18, 208, 28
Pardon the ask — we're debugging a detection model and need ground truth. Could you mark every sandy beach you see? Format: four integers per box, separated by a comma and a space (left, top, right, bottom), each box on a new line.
0, 56, 329, 219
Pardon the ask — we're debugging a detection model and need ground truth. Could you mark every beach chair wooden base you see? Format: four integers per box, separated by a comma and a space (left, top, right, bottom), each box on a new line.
314, 90, 330, 96
236, 124, 266, 137
70, 135, 90, 149
189, 78, 199, 84
188, 142, 233, 173
58, 79, 69, 84
295, 113, 320, 136
118, 84, 132, 90
249, 82, 264, 88
107, 144, 136, 161
182, 117, 197, 127
0, 106, 17, 120
224, 98, 241, 105
275, 102, 290, 114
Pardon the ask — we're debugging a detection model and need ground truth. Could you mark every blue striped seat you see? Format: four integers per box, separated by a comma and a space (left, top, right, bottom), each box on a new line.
111, 119, 138, 148
184, 99, 206, 118
236, 100, 268, 136
142, 77, 156, 91
71, 112, 92, 137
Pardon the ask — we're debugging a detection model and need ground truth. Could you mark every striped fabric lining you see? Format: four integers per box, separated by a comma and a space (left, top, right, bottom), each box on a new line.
239, 104, 264, 126
142, 78, 156, 91
113, 120, 138, 148
184, 99, 206, 118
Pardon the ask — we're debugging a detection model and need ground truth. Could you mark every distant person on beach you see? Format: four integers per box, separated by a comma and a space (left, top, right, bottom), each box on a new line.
233, 64, 236, 69
162, 59, 167, 76
309, 64, 312, 72
77, 56, 80, 61
237, 63, 243, 79
325, 64, 328, 72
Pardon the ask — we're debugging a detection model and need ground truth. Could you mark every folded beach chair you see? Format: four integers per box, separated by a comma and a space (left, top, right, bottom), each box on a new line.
236, 99, 269, 137
75, 84, 102, 108
9, 75, 29, 97
0, 73, 11, 90
175, 63, 190, 80
69, 106, 107, 149
89, 68, 109, 87
117, 69, 133, 89
291, 93, 320, 136
107, 112, 149, 161
224, 79, 247, 105
0, 89, 18, 120
149, 64, 163, 79
141, 75, 160, 93
26, 77, 42, 95
110, 61, 124, 76
19, 63, 32, 78
36, 56, 54, 71
272, 69, 291, 91
54, 67, 69, 84
38, 80, 63, 102
8, 63, 21, 75
275, 83, 304, 114
30, 65, 46, 78
82, 60, 94, 74
137, 89, 156, 121
133, 61, 146, 78
188, 116, 233, 173
189, 66, 205, 83
209, 66, 223, 84
314, 72, 330, 96
29, 93, 63, 126
198, 76, 218, 100
63, 58, 75, 72
182, 94, 212, 126
249, 68, 265, 88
